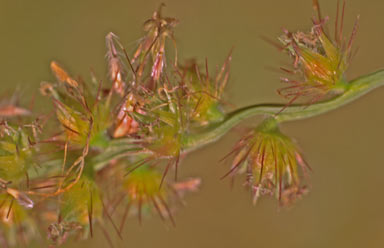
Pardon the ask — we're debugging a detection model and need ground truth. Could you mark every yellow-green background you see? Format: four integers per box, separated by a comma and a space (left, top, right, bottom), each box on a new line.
1, 0, 384, 247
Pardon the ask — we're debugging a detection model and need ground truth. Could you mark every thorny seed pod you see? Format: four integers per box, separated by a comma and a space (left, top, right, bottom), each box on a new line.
121, 164, 200, 225
141, 85, 186, 158
54, 101, 92, 145
180, 55, 231, 126
1, 2, 374, 247
59, 178, 102, 237
47, 61, 111, 147
277, 0, 359, 105
224, 118, 310, 206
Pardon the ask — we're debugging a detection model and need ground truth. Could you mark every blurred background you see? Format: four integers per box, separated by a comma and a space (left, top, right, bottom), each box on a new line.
1, 0, 384, 247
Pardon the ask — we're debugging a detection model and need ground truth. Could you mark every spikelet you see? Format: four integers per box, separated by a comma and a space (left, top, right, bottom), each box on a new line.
223, 118, 310, 206
277, 0, 359, 105
133, 4, 179, 85
120, 164, 200, 226
106, 32, 127, 96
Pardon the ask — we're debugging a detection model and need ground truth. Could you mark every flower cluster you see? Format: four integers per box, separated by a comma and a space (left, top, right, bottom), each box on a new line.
44, 61, 111, 147
0, 1, 368, 246
22, 5, 227, 246
277, 0, 359, 105
224, 118, 310, 206
121, 163, 200, 225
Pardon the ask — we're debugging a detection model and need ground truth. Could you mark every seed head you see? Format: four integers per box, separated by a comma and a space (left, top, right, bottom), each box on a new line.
60, 177, 102, 230
122, 165, 200, 225
47, 61, 111, 146
180, 54, 231, 125
224, 118, 310, 206
278, 0, 359, 104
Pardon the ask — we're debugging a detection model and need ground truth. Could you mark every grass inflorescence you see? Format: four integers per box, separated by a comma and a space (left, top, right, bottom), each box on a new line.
0, 1, 383, 247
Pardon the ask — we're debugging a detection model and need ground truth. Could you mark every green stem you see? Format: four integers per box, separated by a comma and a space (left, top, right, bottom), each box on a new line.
182, 69, 384, 151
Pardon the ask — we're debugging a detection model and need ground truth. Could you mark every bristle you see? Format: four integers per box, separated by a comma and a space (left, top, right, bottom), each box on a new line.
272, 142, 278, 187
6, 198, 13, 219
151, 196, 166, 222
258, 142, 267, 184
88, 191, 93, 238
102, 200, 123, 240
335, 0, 340, 43
29, 184, 57, 190
275, 95, 300, 115
25, 172, 30, 189
0, 195, 9, 214
215, 48, 233, 98
312, 0, 322, 23
122, 47, 137, 81
119, 202, 131, 233
205, 58, 209, 83
99, 223, 115, 248
260, 35, 286, 51
110, 194, 126, 217
347, 15, 360, 54
160, 160, 172, 189
174, 152, 180, 182
93, 79, 103, 108
219, 142, 246, 163
221, 141, 256, 180
158, 195, 175, 227
339, 0, 346, 44
124, 158, 152, 177
191, 96, 203, 118
285, 149, 297, 184
138, 196, 143, 225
